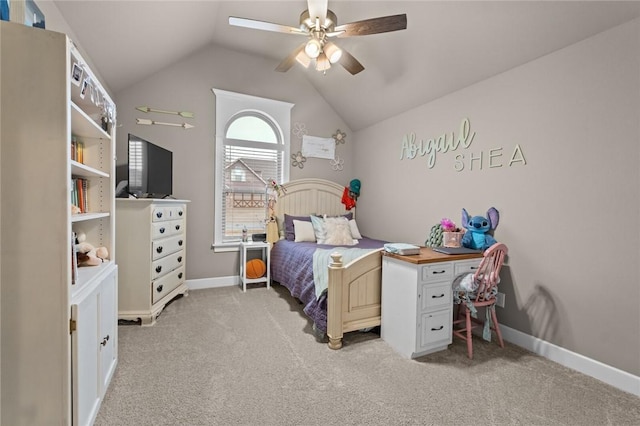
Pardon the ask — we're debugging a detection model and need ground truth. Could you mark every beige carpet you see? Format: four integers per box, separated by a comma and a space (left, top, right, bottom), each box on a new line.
95, 285, 640, 425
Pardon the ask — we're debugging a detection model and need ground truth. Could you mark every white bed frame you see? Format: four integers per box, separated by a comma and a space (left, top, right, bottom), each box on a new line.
277, 178, 382, 349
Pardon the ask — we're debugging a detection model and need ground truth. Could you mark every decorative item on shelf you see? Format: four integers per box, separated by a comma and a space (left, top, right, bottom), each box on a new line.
330, 156, 344, 171
425, 223, 443, 247
291, 151, 306, 168
74, 233, 109, 267
292, 122, 308, 139
440, 217, 464, 248
333, 129, 347, 144
461, 207, 500, 250
136, 118, 194, 129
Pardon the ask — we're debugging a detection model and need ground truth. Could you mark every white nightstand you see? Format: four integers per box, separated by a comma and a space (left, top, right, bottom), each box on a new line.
239, 241, 271, 292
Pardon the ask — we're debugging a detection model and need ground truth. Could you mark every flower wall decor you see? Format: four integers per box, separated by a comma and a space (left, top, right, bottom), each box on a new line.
330, 156, 344, 171
292, 122, 308, 140
333, 129, 347, 144
291, 151, 307, 169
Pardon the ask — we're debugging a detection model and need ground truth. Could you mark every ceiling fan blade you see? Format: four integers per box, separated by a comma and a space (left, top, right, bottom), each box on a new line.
335, 14, 407, 37
307, 0, 328, 26
275, 43, 306, 73
339, 49, 365, 75
229, 16, 307, 35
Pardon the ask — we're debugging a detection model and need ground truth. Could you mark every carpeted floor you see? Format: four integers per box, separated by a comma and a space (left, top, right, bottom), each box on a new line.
95, 285, 640, 425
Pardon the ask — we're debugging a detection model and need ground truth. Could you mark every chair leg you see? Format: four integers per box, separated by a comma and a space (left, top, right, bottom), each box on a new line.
465, 309, 473, 359
490, 306, 504, 348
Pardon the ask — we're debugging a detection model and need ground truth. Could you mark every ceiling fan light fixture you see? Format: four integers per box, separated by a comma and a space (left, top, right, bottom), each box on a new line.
295, 50, 311, 68
315, 52, 331, 72
304, 38, 322, 59
323, 42, 342, 64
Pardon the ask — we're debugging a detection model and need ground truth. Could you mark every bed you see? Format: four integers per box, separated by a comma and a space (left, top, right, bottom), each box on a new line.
270, 178, 386, 349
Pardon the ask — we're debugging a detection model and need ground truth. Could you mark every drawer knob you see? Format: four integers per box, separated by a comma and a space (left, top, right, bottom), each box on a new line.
156, 246, 163, 254
178, 240, 183, 246
159, 227, 165, 234
431, 326, 444, 331
178, 211, 183, 216
177, 256, 183, 263
175, 224, 180, 231
178, 272, 183, 279
432, 294, 445, 299
156, 212, 163, 218
156, 284, 163, 293
156, 265, 162, 273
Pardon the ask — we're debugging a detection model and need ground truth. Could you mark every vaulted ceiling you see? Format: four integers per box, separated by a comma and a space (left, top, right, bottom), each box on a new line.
53, 1, 640, 131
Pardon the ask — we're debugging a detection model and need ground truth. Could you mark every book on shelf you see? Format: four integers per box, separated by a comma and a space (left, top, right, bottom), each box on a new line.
71, 135, 84, 163
71, 177, 88, 213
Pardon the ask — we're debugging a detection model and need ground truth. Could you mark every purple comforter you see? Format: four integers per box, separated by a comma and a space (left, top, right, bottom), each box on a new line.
270, 237, 386, 332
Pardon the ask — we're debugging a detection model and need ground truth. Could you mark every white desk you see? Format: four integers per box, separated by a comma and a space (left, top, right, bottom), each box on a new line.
239, 241, 271, 292
381, 247, 482, 358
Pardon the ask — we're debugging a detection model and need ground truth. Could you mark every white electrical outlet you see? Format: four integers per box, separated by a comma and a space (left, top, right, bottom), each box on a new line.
496, 292, 505, 308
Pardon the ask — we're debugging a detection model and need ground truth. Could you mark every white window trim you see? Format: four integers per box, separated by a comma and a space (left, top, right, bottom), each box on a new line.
212, 89, 293, 250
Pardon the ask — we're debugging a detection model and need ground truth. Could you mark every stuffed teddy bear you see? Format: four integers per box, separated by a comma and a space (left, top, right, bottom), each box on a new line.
75, 233, 109, 266
461, 207, 500, 250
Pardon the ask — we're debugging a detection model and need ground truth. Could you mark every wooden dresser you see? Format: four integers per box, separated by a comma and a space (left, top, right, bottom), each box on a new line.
116, 199, 190, 325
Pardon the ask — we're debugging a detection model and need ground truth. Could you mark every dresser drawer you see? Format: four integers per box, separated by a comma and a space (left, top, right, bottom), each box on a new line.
152, 265, 185, 304
151, 250, 185, 280
152, 219, 184, 240
151, 205, 185, 223
419, 282, 452, 311
420, 262, 453, 283
152, 235, 185, 260
418, 309, 452, 348
454, 259, 481, 276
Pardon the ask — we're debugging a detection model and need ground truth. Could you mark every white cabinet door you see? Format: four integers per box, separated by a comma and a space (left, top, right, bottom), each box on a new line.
72, 286, 101, 426
99, 267, 118, 392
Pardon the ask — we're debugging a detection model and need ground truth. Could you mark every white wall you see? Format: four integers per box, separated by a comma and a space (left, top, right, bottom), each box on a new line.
114, 43, 354, 280
352, 19, 640, 376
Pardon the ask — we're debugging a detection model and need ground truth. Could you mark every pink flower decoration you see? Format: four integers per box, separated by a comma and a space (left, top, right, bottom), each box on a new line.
441, 218, 456, 231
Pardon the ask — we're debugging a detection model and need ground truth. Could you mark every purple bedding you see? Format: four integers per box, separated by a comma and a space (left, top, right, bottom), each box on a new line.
270, 237, 387, 332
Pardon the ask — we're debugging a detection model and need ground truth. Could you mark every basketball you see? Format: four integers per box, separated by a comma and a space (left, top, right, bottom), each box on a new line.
246, 258, 266, 279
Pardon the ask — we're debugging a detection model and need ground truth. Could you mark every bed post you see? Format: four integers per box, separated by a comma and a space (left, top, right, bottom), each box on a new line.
327, 252, 344, 349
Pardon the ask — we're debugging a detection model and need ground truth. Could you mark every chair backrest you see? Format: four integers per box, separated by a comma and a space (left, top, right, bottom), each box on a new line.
472, 243, 508, 300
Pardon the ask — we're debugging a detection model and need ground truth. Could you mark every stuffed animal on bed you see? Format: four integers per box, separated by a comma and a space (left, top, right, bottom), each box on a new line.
461, 207, 499, 250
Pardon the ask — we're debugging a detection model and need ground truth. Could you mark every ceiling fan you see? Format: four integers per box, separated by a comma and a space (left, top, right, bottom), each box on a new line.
229, 0, 407, 75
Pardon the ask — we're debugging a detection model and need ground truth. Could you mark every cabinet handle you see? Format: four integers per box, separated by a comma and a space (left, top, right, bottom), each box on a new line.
156, 246, 163, 254
156, 265, 162, 273
175, 224, 180, 231
156, 212, 163, 218
156, 284, 163, 293
178, 240, 183, 246
431, 326, 444, 331
432, 270, 446, 275
159, 227, 165, 234
432, 294, 445, 299
177, 256, 183, 263
178, 272, 183, 279
100, 335, 110, 346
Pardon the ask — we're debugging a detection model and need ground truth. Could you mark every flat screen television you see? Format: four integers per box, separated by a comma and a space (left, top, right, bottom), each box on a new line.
125, 133, 173, 199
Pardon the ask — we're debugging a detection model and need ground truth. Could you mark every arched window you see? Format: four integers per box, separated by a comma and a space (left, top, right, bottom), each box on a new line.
213, 89, 293, 247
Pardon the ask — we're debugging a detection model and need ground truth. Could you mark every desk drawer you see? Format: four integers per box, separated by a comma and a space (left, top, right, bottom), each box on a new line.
420, 262, 453, 283
152, 266, 185, 304
419, 282, 452, 311
418, 309, 452, 348
454, 259, 481, 276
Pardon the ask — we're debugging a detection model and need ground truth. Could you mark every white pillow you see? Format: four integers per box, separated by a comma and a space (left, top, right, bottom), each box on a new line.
323, 216, 356, 246
349, 219, 363, 239
293, 220, 316, 242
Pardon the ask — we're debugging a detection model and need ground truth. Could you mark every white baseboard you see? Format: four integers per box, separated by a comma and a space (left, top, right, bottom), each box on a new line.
500, 325, 640, 397
186, 275, 238, 290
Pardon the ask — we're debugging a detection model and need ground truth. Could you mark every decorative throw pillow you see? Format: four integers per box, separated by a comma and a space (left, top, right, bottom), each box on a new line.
349, 219, 363, 239
284, 214, 312, 241
293, 220, 316, 242
323, 216, 356, 246
310, 215, 327, 243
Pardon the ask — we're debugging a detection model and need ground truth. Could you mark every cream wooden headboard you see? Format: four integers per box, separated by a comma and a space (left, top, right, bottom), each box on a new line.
276, 178, 354, 236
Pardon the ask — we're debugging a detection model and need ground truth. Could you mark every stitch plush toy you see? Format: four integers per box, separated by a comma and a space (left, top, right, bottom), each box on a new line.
461, 207, 500, 250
